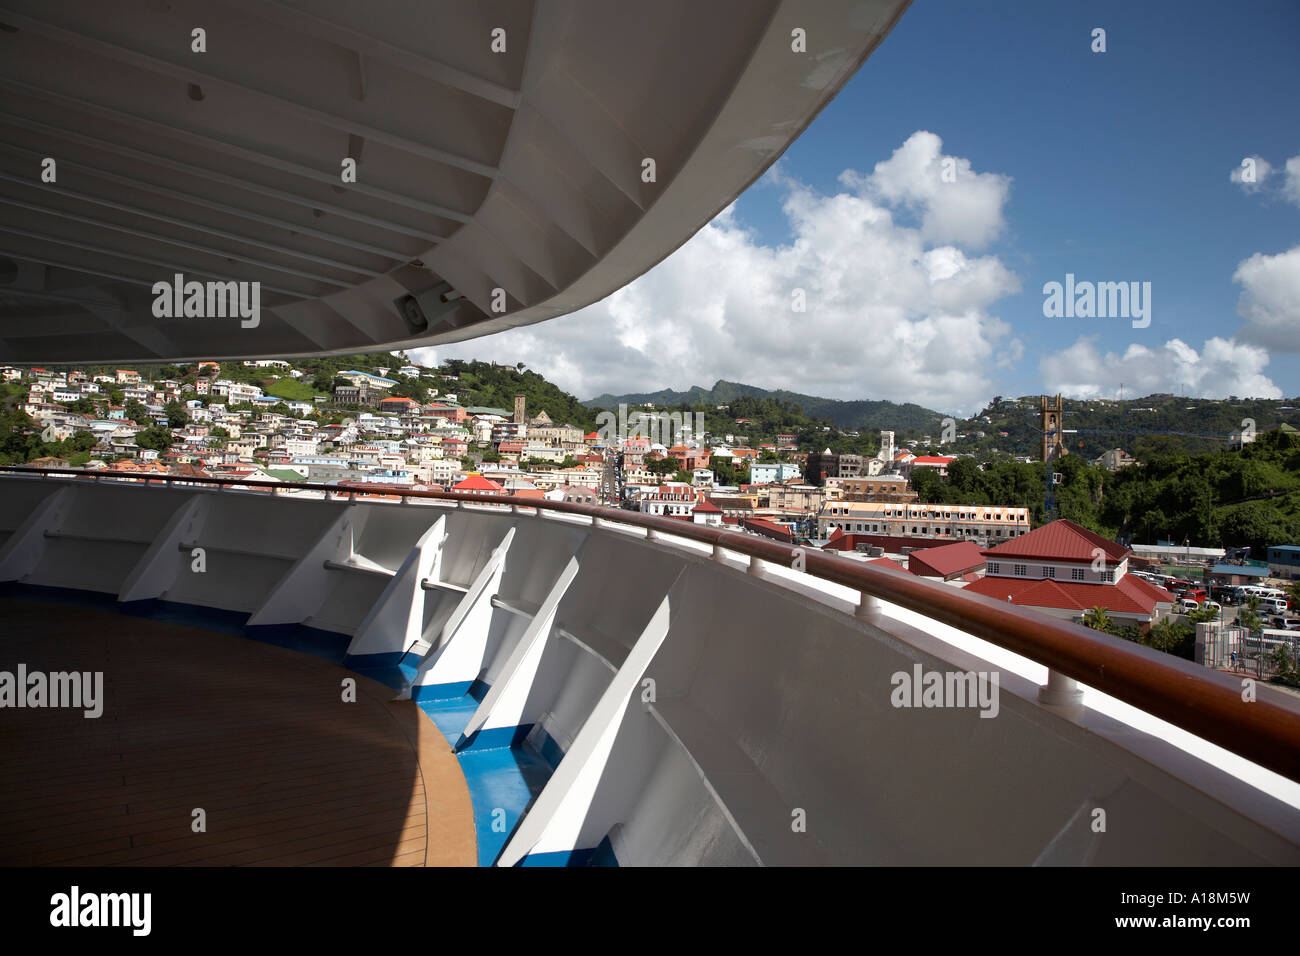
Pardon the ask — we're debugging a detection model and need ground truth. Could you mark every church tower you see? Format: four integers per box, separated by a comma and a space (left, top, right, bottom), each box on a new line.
1040, 394, 1066, 462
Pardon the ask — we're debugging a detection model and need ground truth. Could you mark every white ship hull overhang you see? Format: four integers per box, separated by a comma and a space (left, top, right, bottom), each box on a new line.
0, 0, 910, 364
2, 470, 1298, 866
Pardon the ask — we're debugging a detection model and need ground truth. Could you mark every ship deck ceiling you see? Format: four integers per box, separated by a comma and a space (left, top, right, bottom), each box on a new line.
0, 596, 476, 866
0, 0, 912, 363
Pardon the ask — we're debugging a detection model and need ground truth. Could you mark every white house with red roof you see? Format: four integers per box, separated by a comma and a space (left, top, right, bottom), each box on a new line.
904, 455, 956, 479
691, 498, 723, 526
964, 519, 1177, 628
635, 484, 697, 518
452, 474, 503, 495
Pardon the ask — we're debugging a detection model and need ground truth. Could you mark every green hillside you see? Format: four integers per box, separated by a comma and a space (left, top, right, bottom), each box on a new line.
584, 379, 945, 437
441, 360, 600, 431
955, 394, 1297, 461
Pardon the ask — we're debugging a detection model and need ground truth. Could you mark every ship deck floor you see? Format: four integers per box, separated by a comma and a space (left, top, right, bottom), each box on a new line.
0, 597, 476, 866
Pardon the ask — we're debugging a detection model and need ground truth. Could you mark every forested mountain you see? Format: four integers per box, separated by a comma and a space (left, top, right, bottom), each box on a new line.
584, 380, 944, 436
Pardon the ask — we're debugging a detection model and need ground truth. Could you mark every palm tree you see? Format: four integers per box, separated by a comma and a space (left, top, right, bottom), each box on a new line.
1083, 606, 1113, 634
1238, 597, 1263, 635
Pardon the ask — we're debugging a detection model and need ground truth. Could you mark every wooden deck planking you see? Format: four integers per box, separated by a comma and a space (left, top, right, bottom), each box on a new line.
0, 597, 476, 866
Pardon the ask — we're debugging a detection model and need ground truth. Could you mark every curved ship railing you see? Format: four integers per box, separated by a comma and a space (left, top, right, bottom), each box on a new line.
5, 464, 1299, 787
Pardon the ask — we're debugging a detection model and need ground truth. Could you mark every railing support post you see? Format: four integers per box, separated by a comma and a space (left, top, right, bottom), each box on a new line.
748, 556, 765, 578
1038, 669, 1084, 711
855, 593, 881, 620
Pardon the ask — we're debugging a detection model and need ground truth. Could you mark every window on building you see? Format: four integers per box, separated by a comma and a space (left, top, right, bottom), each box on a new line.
1044, 566, 1056, 578
1014, 564, 1027, 576
1071, 568, 1085, 581
1100, 570, 1113, 583
988, 562, 999, 574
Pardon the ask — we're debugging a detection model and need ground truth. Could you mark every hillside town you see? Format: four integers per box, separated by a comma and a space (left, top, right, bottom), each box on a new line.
4, 358, 1299, 670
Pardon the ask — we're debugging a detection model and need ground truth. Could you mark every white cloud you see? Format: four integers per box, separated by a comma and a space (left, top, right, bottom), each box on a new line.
1039, 335, 1281, 400
839, 130, 1011, 249
412, 132, 1021, 416
1229, 155, 1272, 192
1233, 245, 1300, 352
1284, 155, 1300, 208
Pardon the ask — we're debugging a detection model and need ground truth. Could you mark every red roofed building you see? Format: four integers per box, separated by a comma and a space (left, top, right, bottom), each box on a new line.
905, 454, 956, 478
429, 404, 468, 424
453, 474, 503, 495
963, 519, 1176, 628
741, 516, 794, 543
635, 484, 696, 517
868, 556, 907, 572
667, 445, 710, 470
908, 541, 985, 581
691, 498, 723, 527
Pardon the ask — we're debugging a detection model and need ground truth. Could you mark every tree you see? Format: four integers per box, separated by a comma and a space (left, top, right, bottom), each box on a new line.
1269, 644, 1300, 688
910, 466, 943, 503
164, 401, 189, 428
647, 456, 680, 477
1146, 616, 1195, 658
389, 378, 429, 403
1082, 606, 1114, 634
64, 398, 97, 415
124, 400, 149, 424
133, 426, 173, 451
712, 458, 740, 485
1238, 598, 1263, 636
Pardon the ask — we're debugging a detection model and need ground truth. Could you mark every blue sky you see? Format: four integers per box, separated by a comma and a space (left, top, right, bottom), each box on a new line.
418, 0, 1300, 414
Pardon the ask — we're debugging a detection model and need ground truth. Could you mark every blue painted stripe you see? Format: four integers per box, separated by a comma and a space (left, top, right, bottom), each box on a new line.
455, 723, 534, 753
412, 680, 474, 701
518, 835, 618, 867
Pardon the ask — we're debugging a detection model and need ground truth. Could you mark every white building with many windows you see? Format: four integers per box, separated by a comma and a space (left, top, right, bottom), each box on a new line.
635, 485, 698, 518
817, 501, 1030, 542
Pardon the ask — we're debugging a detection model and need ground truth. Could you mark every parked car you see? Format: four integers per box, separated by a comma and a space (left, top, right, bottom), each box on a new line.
1210, 586, 1237, 605
1269, 616, 1300, 630
1201, 600, 1222, 612
1177, 598, 1201, 612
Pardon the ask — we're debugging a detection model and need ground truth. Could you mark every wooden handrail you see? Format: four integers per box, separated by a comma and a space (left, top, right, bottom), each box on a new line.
4, 464, 1300, 784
